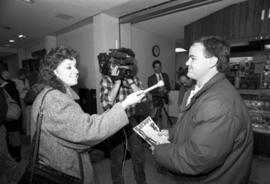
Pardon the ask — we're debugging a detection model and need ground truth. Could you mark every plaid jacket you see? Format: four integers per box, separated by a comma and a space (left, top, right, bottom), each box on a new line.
100, 75, 143, 117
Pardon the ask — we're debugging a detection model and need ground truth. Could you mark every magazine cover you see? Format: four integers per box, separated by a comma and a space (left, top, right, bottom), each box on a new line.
133, 116, 170, 146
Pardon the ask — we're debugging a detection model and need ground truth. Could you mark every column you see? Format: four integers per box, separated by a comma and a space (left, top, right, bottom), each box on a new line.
93, 13, 119, 113
44, 35, 57, 52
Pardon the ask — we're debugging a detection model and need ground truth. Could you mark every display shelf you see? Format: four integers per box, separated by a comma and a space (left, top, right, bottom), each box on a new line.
249, 110, 270, 118
238, 89, 270, 95
240, 90, 270, 135
252, 124, 270, 134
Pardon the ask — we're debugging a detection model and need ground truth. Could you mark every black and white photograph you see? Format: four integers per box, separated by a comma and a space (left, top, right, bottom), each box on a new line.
1, 0, 270, 183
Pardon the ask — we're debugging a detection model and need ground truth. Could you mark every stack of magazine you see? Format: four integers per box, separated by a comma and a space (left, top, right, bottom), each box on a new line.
133, 116, 170, 146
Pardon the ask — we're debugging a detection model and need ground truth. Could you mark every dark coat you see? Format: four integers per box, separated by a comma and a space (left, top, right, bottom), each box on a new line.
2, 80, 20, 105
1, 81, 21, 131
154, 73, 253, 184
0, 88, 7, 125
148, 72, 171, 105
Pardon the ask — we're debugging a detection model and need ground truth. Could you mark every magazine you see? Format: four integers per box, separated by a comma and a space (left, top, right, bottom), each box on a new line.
133, 116, 170, 146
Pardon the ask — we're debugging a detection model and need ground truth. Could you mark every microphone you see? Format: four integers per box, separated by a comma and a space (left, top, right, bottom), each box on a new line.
143, 80, 164, 94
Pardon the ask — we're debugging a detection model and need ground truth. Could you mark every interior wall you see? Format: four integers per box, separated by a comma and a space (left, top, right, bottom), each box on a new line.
175, 52, 188, 70
57, 24, 95, 90
93, 13, 120, 113
175, 52, 188, 72
131, 27, 176, 89
3, 54, 19, 77
24, 41, 45, 59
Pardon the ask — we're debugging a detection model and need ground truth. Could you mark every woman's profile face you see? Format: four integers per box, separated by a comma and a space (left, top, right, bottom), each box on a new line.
53, 58, 79, 86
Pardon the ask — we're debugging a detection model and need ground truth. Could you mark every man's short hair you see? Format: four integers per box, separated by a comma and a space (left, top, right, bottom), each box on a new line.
194, 36, 230, 72
152, 60, 161, 68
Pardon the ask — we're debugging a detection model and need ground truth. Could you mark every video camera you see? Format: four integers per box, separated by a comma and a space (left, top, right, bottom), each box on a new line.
97, 48, 136, 79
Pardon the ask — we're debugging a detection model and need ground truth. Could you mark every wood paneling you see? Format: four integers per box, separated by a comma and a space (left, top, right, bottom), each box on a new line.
184, 0, 270, 48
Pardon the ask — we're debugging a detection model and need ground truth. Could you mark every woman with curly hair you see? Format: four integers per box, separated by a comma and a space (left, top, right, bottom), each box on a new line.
28, 46, 145, 184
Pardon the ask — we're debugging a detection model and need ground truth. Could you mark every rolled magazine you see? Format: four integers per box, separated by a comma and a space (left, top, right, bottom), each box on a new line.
133, 116, 170, 146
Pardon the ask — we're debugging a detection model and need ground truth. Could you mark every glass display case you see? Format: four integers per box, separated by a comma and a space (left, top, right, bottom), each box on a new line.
240, 89, 270, 157
241, 90, 270, 133
228, 53, 270, 157
228, 54, 270, 130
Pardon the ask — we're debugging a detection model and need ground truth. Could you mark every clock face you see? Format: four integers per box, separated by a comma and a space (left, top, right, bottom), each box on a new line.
152, 45, 160, 57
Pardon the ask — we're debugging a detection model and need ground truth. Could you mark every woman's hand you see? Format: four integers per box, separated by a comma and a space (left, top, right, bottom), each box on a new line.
121, 90, 145, 109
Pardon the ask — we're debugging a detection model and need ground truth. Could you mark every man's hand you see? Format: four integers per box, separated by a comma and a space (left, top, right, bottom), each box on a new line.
158, 129, 169, 142
149, 145, 155, 155
158, 87, 167, 94
111, 65, 119, 76
125, 78, 134, 85
124, 78, 141, 92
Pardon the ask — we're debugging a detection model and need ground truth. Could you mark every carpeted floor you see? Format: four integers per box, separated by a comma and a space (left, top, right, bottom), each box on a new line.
20, 135, 270, 184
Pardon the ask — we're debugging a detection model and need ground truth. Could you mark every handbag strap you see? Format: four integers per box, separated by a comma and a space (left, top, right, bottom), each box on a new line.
30, 88, 84, 183
29, 88, 54, 183
1, 87, 17, 104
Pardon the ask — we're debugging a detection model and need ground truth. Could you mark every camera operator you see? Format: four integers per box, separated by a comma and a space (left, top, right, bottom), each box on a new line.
148, 60, 171, 129
99, 47, 147, 184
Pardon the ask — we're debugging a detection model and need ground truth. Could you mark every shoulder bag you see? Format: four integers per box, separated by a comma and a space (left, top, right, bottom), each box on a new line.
19, 89, 83, 184
1, 87, 21, 121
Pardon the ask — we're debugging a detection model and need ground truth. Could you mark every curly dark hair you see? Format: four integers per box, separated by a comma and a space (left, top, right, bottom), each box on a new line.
193, 36, 230, 72
39, 46, 79, 93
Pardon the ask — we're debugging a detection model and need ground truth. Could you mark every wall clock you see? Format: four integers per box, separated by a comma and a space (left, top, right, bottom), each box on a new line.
152, 45, 160, 57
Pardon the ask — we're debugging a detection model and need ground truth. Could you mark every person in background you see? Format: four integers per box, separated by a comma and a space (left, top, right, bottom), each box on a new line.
29, 46, 145, 184
0, 84, 23, 183
12, 68, 30, 135
148, 60, 171, 129
0, 70, 12, 81
0, 73, 22, 162
99, 47, 147, 184
176, 67, 194, 109
151, 36, 253, 184
13, 69, 30, 100
24, 81, 45, 106
24, 80, 45, 137
0, 70, 17, 93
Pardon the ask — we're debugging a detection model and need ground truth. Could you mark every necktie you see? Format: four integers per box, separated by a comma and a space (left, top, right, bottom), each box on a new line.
159, 73, 163, 81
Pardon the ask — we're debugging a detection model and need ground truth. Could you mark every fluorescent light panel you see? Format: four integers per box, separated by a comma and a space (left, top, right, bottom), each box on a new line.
18, 34, 26, 38
175, 48, 187, 53
265, 44, 270, 49
22, 0, 34, 3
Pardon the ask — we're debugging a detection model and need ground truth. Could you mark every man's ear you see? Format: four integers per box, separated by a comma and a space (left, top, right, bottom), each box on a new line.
208, 56, 218, 68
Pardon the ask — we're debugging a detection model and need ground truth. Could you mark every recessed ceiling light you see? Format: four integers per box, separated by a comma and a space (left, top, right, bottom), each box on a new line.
175, 48, 187, 53
18, 34, 26, 38
265, 44, 270, 49
9, 39, 15, 43
22, 0, 34, 3
5, 44, 10, 47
